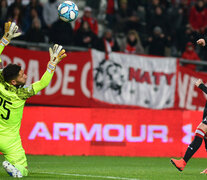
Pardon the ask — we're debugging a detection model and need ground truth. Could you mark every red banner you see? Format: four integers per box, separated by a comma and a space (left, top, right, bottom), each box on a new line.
177, 66, 207, 110
2, 46, 92, 106
20, 107, 207, 157
2, 46, 207, 110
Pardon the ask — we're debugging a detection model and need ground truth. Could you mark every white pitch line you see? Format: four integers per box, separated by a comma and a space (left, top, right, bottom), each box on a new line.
37, 172, 140, 180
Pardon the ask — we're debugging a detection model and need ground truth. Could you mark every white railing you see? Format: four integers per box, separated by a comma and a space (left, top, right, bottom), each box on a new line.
10, 40, 88, 51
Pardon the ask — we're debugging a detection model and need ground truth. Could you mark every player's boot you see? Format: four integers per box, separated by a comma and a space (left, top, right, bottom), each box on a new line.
170, 158, 186, 172
2, 161, 23, 178
200, 168, 207, 174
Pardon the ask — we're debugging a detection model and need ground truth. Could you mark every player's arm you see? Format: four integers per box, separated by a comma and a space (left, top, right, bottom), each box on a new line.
32, 44, 67, 95
17, 44, 67, 100
0, 21, 21, 69
195, 79, 207, 94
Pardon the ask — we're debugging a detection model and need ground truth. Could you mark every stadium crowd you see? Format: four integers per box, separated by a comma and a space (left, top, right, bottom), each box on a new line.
0, 0, 207, 62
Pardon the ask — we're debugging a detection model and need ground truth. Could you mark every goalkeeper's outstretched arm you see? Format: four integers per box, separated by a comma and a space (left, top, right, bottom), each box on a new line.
32, 44, 67, 94
0, 21, 22, 69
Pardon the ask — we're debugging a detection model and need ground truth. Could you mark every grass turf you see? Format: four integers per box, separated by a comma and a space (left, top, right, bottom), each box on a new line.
0, 155, 207, 179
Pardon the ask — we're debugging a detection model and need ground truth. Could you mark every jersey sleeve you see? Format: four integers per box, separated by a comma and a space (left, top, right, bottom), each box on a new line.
32, 70, 54, 95
0, 45, 5, 69
198, 83, 207, 94
17, 70, 54, 100
0, 45, 5, 54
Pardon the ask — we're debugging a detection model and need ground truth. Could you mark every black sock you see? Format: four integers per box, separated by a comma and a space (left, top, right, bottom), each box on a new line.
183, 135, 203, 163
204, 137, 207, 150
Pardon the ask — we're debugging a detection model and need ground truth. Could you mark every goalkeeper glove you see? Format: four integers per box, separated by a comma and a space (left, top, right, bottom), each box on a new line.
47, 44, 67, 73
0, 21, 22, 46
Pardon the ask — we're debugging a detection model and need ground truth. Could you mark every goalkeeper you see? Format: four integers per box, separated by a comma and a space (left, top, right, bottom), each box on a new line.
0, 21, 67, 178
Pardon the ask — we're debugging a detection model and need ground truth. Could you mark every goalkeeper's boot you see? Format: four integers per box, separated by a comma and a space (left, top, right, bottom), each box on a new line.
2, 161, 23, 178
170, 158, 186, 172
200, 168, 207, 174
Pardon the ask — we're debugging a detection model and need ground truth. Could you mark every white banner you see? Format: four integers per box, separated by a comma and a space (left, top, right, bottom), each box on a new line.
92, 50, 177, 109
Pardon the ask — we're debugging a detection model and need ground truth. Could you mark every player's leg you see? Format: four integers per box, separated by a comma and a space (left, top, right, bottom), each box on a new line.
183, 122, 207, 163
171, 122, 207, 171
203, 133, 207, 151
4, 150, 28, 177
200, 168, 207, 174
0, 135, 28, 177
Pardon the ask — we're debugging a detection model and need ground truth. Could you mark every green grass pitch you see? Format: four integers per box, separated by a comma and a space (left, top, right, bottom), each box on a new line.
0, 155, 207, 179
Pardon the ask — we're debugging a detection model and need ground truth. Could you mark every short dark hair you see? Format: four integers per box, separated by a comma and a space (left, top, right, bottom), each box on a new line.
3, 64, 21, 83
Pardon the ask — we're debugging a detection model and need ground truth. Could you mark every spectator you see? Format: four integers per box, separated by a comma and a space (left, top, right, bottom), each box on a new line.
43, 0, 59, 30
136, 5, 146, 27
49, 19, 73, 45
74, 6, 98, 35
121, 30, 144, 54
7, 0, 25, 19
25, 0, 43, 18
0, 0, 8, 33
7, 6, 24, 33
177, 0, 191, 26
189, 0, 207, 35
74, 21, 98, 48
97, 29, 120, 53
23, 8, 40, 33
3, 0, 207, 61
147, 26, 170, 56
114, 0, 140, 33
167, 1, 191, 53
24, 17, 45, 43
86, 0, 101, 16
167, 2, 185, 31
147, 6, 170, 35
0, 0, 7, 19
146, 0, 160, 23
130, 4, 146, 41
24, 0, 44, 32
176, 24, 196, 55
181, 42, 200, 71
105, 0, 119, 29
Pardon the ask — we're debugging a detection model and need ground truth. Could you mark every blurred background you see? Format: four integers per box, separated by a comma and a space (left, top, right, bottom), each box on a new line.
1, 0, 207, 62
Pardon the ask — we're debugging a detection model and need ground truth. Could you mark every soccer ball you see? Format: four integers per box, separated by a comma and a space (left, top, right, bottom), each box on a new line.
58, 1, 78, 22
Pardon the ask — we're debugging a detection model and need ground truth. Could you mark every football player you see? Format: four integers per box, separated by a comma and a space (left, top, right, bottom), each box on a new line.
0, 21, 67, 178
171, 37, 207, 174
